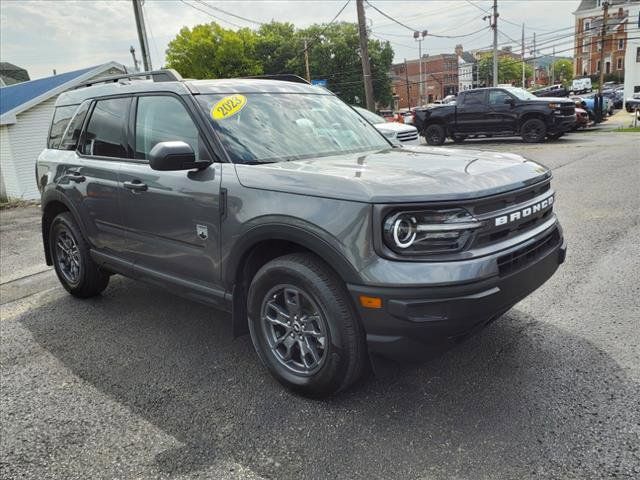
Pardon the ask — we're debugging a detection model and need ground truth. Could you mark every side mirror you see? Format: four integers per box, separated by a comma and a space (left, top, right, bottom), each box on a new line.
148, 141, 204, 171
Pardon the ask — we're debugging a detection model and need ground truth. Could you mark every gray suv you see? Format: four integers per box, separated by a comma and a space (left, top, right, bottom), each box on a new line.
38, 70, 566, 396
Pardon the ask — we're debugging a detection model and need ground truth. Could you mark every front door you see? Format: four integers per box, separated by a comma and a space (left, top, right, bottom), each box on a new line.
118, 94, 223, 294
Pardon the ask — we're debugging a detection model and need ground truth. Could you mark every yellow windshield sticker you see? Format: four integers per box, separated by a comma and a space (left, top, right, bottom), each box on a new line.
211, 94, 247, 120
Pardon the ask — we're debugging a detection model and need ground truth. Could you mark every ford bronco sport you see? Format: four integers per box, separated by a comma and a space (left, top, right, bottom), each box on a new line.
38, 70, 566, 397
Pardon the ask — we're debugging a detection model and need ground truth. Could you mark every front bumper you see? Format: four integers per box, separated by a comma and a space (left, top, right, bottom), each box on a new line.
348, 228, 566, 361
548, 114, 576, 133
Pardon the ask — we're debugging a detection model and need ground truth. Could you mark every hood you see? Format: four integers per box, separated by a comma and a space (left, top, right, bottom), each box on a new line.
373, 122, 417, 134
234, 146, 551, 203
529, 97, 574, 105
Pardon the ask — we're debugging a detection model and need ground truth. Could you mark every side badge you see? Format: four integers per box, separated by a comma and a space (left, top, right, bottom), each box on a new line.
196, 224, 208, 240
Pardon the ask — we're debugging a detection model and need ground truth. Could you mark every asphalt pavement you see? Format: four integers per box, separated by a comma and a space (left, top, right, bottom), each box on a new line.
1, 130, 639, 479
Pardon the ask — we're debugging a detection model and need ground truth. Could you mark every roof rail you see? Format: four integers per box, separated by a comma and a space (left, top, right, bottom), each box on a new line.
243, 74, 310, 85
74, 69, 183, 89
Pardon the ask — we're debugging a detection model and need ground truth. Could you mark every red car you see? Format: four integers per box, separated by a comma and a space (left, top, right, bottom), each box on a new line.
574, 107, 589, 129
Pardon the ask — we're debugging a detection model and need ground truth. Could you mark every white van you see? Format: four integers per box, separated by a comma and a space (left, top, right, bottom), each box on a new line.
572, 78, 592, 94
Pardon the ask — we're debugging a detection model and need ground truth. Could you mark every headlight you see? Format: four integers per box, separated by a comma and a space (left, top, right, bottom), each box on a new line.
382, 208, 480, 255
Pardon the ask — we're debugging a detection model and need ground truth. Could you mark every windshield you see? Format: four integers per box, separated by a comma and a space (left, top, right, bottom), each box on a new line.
503, 87, 538, 100
352, 106, 386, 124
198, 93, 390, 163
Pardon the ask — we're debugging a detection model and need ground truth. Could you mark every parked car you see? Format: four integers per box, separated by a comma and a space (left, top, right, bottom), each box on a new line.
578, 94, 611, 119
413, 87, 576, 145
571, 77, 592, 94
37, 70, 566, 396
625, 93, 640, 112
353, 106, 420, 145
532, 84, 568, 98
573, 107, 590, 129
376, 109, 395, 121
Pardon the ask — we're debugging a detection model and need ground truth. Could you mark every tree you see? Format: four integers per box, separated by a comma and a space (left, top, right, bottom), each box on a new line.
552, 59, 573, 84
478, 54, 533, 86
165, 20, 394, 107
166, 23, 262, 79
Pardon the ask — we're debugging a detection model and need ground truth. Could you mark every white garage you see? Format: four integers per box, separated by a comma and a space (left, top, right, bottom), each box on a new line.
0, 62, 125, 201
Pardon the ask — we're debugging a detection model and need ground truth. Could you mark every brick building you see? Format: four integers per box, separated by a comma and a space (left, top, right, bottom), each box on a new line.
573, 0, 639, 78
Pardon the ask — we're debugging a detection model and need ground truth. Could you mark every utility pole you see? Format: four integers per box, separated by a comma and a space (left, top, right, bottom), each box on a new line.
130, 46, 140, 72
521, 23, 526, 88
598, 1, 609, 94
532, 32, 537, 87
551, 46, 556, 84
413, 30, 427, 105
404, 59, 412, 108
132, 0, 152, 72
356, 0, 375, 111
303, 39, 311, 83
492, 0, 499, 86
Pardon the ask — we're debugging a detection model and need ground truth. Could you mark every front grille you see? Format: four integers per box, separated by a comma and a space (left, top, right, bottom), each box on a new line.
560, 105, 575, 116
497, 228, 560, 276
473, 182, 550, 214
397, 130, 419, 142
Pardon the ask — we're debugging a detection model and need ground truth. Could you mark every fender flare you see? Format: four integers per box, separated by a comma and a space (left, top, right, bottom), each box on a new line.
40, 189, 89, 264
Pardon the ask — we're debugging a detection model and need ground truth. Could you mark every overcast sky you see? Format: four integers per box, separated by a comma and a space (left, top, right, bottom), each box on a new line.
1, 0, 579, 80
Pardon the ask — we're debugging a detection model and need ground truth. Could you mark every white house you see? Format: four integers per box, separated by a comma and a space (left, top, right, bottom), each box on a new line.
0, 62, 125, 201
458, 54, 475, 92
623, 2, 640, 106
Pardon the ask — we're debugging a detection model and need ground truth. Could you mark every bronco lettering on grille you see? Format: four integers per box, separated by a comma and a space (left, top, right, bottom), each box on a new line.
495, 196, 554, 226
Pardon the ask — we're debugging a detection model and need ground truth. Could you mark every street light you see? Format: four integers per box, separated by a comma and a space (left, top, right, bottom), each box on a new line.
414, 30, 427, 105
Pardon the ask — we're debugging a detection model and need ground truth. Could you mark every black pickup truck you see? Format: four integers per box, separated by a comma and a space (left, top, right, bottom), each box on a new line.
414, 87, 576, 145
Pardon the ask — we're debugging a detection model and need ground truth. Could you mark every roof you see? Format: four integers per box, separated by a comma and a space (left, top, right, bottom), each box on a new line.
0, 61, 125, 124
57, 77, 328, 107
576, 0, 639, 12
459, 52, 476, 63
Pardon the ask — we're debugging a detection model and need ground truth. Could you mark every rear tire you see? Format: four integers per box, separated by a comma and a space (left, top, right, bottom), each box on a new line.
424, 124, 446, 146
521, 118, 547, 143
50, 212, 109, 298
247, 253, 367, 397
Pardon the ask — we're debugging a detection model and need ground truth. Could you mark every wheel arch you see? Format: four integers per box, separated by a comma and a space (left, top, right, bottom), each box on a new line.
225, 222, 362, 337
518, 112, 548, 131
41, 191, 84, 266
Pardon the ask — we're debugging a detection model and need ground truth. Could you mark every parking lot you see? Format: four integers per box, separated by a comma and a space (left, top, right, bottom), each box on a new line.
1, 130, 639, 479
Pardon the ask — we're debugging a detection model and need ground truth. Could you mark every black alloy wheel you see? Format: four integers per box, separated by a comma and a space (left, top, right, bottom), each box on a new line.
54, 227, 82, 286
521, 118, 547, 143
424, 124, 446, 146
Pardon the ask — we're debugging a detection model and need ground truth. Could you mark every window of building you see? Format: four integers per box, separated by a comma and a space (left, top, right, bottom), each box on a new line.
59, 101, 90, 151
618, 38, 624, 50
135, 95, 207, 161
48, 105, 77, 149
617, 57, 623, 70
597, 60, 601, 72
596, 0, 602, 7
583, 36, 591, 52
637, 47, 640, 63
80, 97, 131, 158
584, 20, 590, 32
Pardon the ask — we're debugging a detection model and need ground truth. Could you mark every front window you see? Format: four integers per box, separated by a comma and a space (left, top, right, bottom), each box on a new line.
197, 93, 390, 163
489, 89, 513, 105
502, 87, 537, 100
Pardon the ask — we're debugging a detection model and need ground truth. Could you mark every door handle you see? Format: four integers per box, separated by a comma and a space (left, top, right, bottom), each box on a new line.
123, 180, 148, 192
67, 171, 85, 183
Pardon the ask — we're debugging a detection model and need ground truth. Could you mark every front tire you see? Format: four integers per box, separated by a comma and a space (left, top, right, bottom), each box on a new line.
521, 118, 547, 143
247, 253, 367, 397
424, 124, 446, 146
50, 212, 109, 298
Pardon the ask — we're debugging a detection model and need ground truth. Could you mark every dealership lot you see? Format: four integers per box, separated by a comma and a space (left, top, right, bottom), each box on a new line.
1, 131, 639, 479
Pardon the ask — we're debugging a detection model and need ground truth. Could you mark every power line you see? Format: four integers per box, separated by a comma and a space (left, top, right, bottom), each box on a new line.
178, 0, 244, 29
364, 0, 417, 31
192, 0, 265, 26
299, 0, 351, 55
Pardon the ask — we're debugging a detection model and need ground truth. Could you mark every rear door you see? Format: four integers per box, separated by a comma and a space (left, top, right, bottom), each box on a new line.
487, 89, 518, 133
117, 94, 223, 295
60, 97, 133, 262
454, 90, 487, 133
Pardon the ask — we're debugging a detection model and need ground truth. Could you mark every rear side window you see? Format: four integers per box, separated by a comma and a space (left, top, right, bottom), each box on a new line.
59, 101, 90, 151
489, 90, 512, 105
80, 97, 131, 158
48, 105, 77, 149
462, 91, 485, 106
134, 95, 208, 161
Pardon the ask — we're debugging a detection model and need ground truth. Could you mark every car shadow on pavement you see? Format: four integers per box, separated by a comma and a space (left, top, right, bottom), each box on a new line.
18, 277, 640, 479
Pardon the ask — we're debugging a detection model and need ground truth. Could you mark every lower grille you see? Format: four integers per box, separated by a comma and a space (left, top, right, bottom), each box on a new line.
398, 131, 419, 142
497, 228, 560, 276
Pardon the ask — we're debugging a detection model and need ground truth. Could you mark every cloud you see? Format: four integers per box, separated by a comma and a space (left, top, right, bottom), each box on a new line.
1, 0, 578, 79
